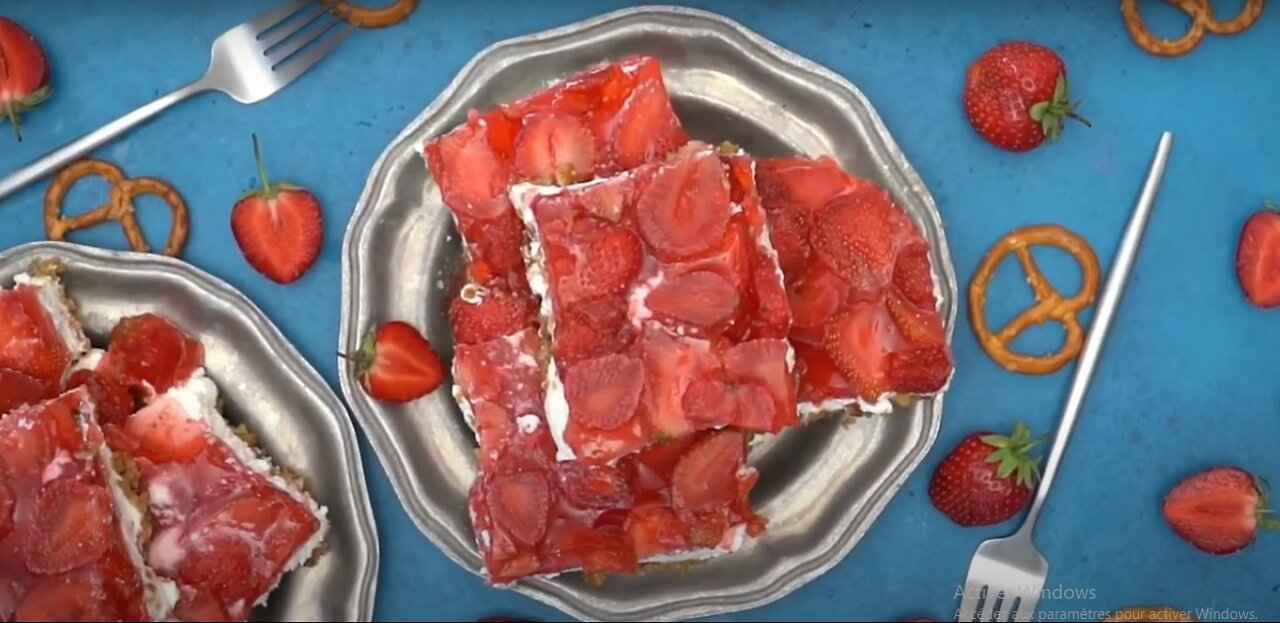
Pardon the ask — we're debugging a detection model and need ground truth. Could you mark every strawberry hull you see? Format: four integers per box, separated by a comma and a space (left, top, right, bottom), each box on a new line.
513, 142, 797, 465
757, 156, 954, 416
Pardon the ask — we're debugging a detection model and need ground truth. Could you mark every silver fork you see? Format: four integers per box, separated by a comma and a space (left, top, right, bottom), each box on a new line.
0, 0, 355, 202
956, 131, 1174, 623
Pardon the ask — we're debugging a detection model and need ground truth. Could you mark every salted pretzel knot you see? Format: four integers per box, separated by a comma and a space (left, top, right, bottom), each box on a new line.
329, 0, 419, 28
969, 225, 1102, 375
43, 159, 190, 258
1121, 0, 1266, 57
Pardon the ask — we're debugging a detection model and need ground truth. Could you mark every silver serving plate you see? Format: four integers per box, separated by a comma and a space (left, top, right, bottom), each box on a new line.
339, 6, 956, 621
0, 241, 379, 623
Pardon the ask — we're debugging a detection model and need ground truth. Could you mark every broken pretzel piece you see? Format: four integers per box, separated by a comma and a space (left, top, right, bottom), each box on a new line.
329, 0, 419, 28
969, 224, 1101, 375
1121, 0, 1266, 57
43, 158, 190, 258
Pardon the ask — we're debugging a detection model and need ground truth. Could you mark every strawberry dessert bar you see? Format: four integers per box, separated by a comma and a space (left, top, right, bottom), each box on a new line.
512, 142, 797, 464
424, 54, 688, 292
0, 388, 178, 621
71, 314, 328, 622
0, 262, 90, 414
756, 156, 953, 416
451, 290, 762, 583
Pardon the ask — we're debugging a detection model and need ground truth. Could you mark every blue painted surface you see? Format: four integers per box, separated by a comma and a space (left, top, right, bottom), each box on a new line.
2, 1, 1278, 621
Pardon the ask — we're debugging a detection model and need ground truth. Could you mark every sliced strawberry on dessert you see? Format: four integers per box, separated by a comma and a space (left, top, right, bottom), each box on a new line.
567, 224, 644, 302
1235, 203, 1280, 308
0, 287, 72, 391
564, 353, 643, 430
886, 345, 953, 395
348, 321, 446, 403
125, 394, 209, 463
513, 111, 596, 185
639, 328, 719, 440
757, 155, 872, 216
822, 301, 898, 400
636, 150, 731, 260
626, 505, 691, 559
644, 270, 739, 328
488, 471, 552, 547
23, 480, 114, 574
1162, 466, 1280, 554
101, 313, 204, 395
0, 480, 13, 539
788, 260, 848, 333
448, 284, 535, 345
0, 18, 52, 141
671, 429, 747, 512
14, 569, 118, 622
893, 240, 938, 309
722, 338, 797, 430
611, 79, 684, 170
558, 462, 633, 510
928, 422, 1044, 526
468, 210, 530, 283
0, 368, 47, 415
681, 373, 777, 431
764, 205, 811, 278
810, 192, 902, 291
66, 369, 136, 428
555, 296, 632, 364
231, 135, 324, 285
425, 121, 511, 220
751, 263, 792, 337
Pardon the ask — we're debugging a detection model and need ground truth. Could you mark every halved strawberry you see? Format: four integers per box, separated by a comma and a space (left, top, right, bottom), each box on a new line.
569, 225, 643, 302
1235, 204, 1280, 308
24, 480, 113, 574
645, 271, 739, 328
810, 193, 902, 290
425, 122, 510, 220
1162, 466, 1280, 554
0, 18, 52, 142
565, 354, 643, 430
125, 397, 208, 463
636, 151, 731, 260
513, 112, 596, 185
611, 79, 685, 170
349, 321, 446, 403
449, 286, 535, 345
102, 313, 204, 395
626, 504, 690, 558
822, 301, 898, 400
0, 368, 47, 415
66, 369, 136, 428
489, 471, 551, 547
671, 430, 746, 512
893, 240, 938, 309
558, 462, 633, 510
231, 135, 324, 285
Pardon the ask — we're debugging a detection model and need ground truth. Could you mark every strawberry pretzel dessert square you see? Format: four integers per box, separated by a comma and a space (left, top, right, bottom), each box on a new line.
0, 388, 178, 621
70, 314, 329, 622
756, 156, 954, 416
512, 142, 797, 464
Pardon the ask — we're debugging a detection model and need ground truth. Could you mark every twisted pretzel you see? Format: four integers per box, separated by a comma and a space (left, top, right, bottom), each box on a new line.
329, 0, 419, 28
969, 225, 1101, 375
43, 159, 190, 258
1122, 0, 1266, 57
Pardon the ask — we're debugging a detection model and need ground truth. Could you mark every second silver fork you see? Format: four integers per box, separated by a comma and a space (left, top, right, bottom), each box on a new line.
0, 0, 355, 202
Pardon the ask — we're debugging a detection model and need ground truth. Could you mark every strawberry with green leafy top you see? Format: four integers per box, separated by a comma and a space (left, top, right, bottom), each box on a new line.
231, 135, 324, 285
0, 17, 51, 141
963, 40, 1090, 152
928, 422, 1044, 526
347, 321, 445, 403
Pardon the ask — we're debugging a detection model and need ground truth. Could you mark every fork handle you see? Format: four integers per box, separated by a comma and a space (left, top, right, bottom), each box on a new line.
0, 79, 210, 203
1016, 131, 1174, 538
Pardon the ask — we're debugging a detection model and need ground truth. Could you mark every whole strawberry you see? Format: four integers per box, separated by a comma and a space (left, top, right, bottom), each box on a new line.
929, 422, 1044, 526
963, 41, 1089, 152
1235, 201, 1280, 308
1162, 466, 1279, 555
231, 135, 323, 284
0, 17, 52, 141
347, 321, 445, 403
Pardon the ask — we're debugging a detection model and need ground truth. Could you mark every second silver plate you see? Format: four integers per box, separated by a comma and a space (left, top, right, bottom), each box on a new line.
339, 5, 957, 621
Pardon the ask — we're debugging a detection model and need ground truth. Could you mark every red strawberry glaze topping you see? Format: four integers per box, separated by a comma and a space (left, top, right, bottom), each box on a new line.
425, 55, 689, 292
756, 156, 953, 411
0, 279, 80, 397
0, 389, 170, 621
516, 143, 797, 464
